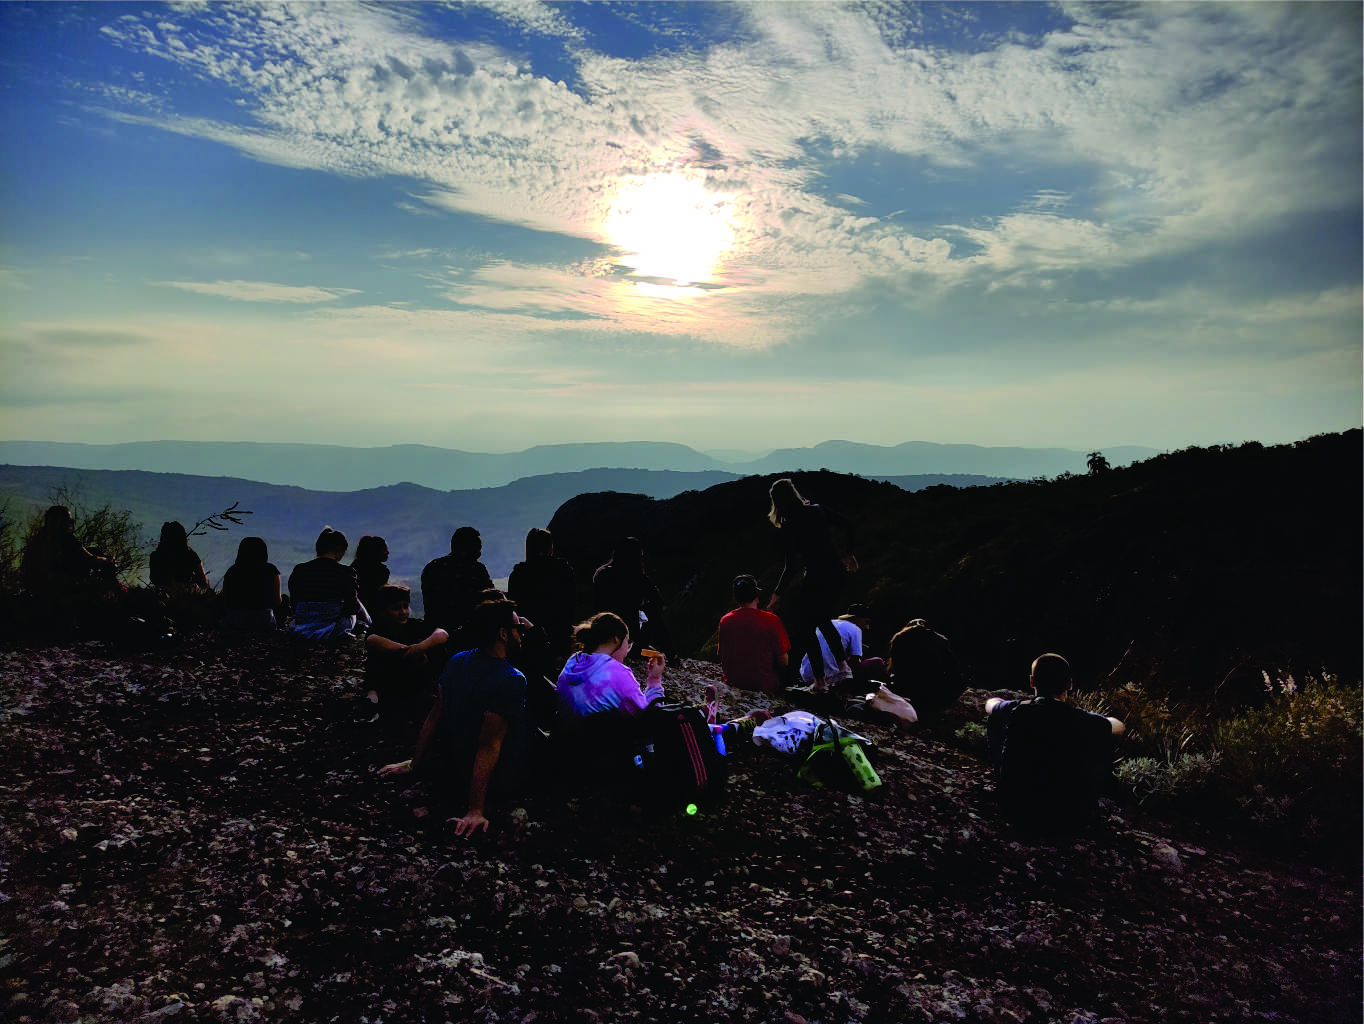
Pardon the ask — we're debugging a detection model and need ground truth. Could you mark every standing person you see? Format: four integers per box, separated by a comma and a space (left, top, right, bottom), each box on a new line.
379, 599, 528, 837
765, 478, 858, 694
592, 536, 670, 657
289, 527, 370, 640
508, 527, 577, 661
149, 521, 210, 594
985, 653, 1125, 830
351, 535, 391, 617
421, 526, 494, 637
717, 574, 790, 697
219, 536, 285, 632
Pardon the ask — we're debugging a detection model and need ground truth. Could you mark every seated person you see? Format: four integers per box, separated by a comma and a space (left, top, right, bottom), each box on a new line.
507, 527, 577, 662
421, 526, 494, 637
985, 653, 1126, 831
886, 618, 965, 715
288, 527, 370, 640
219, 536, 286, 631
351, 535, 391, 617
554, 612, 665, 781
149, 521, 211, 594
364, 585, 449, 728
797, 605, 878, 688
717, 574, 789, 696
592, 536, 671, 658
379, 599, 529, 837
21, 504, 121, 630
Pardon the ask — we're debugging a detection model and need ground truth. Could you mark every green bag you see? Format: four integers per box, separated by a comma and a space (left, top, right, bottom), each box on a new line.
796, 719, 882, 792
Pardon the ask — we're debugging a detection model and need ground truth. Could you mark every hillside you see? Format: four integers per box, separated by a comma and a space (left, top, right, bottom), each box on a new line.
548, 432, 1363, 703
1, 633, 1358, 1023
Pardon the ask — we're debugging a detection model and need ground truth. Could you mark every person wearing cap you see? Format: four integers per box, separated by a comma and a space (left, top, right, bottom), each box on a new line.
796, 604, 883, 689
717, 574, 790, 696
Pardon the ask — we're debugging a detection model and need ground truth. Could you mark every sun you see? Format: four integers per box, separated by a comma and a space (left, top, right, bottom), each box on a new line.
603, 174, 736, 289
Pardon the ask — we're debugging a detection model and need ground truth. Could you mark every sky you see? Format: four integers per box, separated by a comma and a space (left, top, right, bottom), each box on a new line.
1, 1, 1360, 456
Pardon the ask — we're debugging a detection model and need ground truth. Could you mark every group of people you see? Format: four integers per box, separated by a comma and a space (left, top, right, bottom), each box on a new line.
23, 480, 1124, 835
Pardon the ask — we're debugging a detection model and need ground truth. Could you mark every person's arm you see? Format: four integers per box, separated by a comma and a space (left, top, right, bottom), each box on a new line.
640, 652, 665, 705
985, 697, 1007, 714
450, 711, 509, 836
269, 573, 282, 613
379, 695, 443, 777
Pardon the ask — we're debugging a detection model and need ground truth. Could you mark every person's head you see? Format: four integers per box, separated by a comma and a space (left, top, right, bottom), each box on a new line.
157, 521, 190, 551
1030, 653, 1072, 697
373, 584, 411, 625
43, 505, 75, 532
574, 611, 630, 659
732, 574, 759, 606
315, 527, 348, 559
767, 478, 808, 527
842, 602, 873, 632
525, 527, 554, 559
234, 536, 269, 565
451, 526, 482, 560
354, 535, 388, 564
469, 597, 520, 654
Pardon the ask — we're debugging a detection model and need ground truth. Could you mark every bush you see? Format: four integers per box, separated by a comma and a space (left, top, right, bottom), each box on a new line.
22, 485, 151, 586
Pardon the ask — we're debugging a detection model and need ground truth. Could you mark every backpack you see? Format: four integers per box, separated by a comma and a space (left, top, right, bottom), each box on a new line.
635, 703, 728, 814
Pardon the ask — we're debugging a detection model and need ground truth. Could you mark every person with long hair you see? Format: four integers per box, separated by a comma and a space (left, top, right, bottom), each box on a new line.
219, 536, 285, 631
766, 478, 858, 695
149, 521, 210, 593
288, 527, 370, 640
351, 535, 391, 615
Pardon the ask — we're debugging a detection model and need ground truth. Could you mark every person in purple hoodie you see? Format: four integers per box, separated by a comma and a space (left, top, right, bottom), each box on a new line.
553, 612, 665, 782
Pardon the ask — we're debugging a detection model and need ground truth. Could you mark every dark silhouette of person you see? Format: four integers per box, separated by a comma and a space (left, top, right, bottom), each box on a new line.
886, 618, 965, 715
219, 536, 286, 632
289, 527, 369, 640
765, 478, 858, 693
20, 504, 120, 630
351, 535, 391, 616
986, 653, 1126, 831
149, 521, 210, 594
592, 536, 670, 657
508, 527, 577, 661
363, 584, 448, 732
421, 526, 494, 637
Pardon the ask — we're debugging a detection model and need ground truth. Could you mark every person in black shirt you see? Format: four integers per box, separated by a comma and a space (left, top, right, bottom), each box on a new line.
289, 527, 369, 640
421, 526, 494, 637
220, 536, 285, 631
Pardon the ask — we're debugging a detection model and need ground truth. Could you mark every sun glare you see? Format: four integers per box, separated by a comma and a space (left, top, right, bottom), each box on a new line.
603, 174, 736, 292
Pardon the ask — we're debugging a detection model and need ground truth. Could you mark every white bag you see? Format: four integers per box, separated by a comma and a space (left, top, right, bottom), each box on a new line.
753, 710, 824, 757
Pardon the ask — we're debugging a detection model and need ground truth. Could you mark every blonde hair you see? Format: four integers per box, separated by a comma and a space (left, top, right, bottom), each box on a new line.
767, 478, 808, 528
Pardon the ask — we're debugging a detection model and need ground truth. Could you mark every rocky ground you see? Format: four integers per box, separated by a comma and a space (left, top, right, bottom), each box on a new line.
1, 632, 1359, 1024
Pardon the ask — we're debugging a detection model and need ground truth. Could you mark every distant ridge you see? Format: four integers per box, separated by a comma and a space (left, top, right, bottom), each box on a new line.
0, 439, 1157, 492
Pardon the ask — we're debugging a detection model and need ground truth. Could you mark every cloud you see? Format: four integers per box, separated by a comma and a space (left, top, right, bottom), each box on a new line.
34, 328, 152, 348
149, 280, 360, 303
77, 2, 1363, 347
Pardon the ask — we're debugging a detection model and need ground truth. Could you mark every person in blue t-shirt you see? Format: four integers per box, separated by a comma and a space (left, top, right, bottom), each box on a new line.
380, 599, 528, 837
985, 653, 1125, 830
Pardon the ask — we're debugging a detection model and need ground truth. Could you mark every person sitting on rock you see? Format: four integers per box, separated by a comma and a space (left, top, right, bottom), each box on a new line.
362, 585, 449, 729
288, 527, 370, 640
149, 521, 211, 595
717, 574, 789, 697
553, 612, 665, 783
350, 535, 391, 618
886, 618, 965, 716
380, 598, 530, 836
21, 504, 122, 631
421, 526, 494, 639
219, 536, 286, 632
985, 653, 1126, 830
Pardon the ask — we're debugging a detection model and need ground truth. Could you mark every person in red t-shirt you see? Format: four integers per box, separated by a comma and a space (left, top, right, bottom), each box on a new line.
717, 574, 790, 696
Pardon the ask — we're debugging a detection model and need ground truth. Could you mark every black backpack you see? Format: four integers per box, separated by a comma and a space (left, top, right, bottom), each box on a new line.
635, 703, 728, 814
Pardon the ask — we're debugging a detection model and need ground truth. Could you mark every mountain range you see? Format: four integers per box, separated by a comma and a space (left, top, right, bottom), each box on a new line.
0, 439, 1158, 493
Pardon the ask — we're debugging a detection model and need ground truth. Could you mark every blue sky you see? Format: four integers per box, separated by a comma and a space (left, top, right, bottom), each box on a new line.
1, 1, 1359, 455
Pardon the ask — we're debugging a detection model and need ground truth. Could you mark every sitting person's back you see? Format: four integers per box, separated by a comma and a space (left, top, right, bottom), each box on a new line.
220, 536, 284, 631
149, 521, 210, 594
289, 527, 369, 640
887, 618, 964, 715
421, 526, 494, 636
986, 653, 1124, 831
717, 574, 789, 696
507, 527, 577, 659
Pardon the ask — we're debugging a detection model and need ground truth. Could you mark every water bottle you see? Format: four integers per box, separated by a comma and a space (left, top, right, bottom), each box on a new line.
839, 738, 881, 791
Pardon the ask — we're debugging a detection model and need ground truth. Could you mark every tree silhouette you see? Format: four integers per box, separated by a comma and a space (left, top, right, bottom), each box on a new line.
1086, 451, 1112, 475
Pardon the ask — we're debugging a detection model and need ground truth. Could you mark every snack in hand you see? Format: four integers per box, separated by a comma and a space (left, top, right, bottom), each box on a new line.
639, 647, 664, 659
